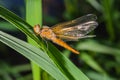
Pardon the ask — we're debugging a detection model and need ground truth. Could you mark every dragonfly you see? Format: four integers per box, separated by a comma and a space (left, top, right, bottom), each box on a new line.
33, 14, 98, 54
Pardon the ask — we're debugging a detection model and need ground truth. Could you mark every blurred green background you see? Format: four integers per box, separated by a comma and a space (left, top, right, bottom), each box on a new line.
0, 0, 120, 80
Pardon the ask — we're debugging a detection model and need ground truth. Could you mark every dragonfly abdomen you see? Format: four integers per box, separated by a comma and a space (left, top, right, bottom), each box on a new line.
52, 38, 79, 54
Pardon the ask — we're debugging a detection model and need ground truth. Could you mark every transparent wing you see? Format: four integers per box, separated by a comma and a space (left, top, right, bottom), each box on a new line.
56, 34, 96, 41
56, 21, 97, 41
51, 14, 97, 33
51, 14, 98, 41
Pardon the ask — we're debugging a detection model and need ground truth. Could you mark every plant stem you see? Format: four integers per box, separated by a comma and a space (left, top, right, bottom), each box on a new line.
26, 0, 42, 80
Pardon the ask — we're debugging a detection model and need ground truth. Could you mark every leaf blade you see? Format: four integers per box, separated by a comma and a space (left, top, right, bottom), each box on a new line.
0, 31, 67, 80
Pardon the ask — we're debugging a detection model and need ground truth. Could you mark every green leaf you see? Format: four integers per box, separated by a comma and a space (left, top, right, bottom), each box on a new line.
77, 40, 120, 56
86, 71, 116, 80
0, 31, 66, 80
86, 0, 102, 11
26, 0, 43, 80
101, 0, 115, 41
0, 22, 18, 31
0, 6, 40, 45
80, 53, 106, 74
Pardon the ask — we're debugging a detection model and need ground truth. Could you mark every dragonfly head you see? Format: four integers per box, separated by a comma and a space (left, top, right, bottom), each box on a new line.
33, 24, 41, 35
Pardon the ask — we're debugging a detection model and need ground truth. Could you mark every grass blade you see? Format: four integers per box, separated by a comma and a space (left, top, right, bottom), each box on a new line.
26, 0, 43, 80
77, 40, 120, 56
0, 31, 67, 80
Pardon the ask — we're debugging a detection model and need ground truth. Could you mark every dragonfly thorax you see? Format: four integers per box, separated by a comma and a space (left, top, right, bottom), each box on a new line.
40, 26, 56, 40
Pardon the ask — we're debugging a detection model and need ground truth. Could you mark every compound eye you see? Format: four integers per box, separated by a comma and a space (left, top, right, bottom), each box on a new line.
33, 24, 41, 35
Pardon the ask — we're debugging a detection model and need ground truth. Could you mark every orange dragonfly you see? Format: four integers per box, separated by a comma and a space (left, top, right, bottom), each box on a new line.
33, 14, 98, 54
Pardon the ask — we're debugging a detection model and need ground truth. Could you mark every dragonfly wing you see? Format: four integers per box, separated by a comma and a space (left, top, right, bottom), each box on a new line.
51, 14, 98, 40
56, 34, 96, 41
56, 35, 79, 41
55, 20, 98, 40
61, 20, 98, 36
51, 14, 97, 34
